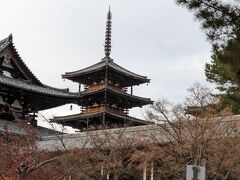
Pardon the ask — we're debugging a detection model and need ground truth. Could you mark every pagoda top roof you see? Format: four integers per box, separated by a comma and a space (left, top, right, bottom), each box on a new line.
63, 59, 150, 83
62, 9, 151, 86
0, 74, 79, 98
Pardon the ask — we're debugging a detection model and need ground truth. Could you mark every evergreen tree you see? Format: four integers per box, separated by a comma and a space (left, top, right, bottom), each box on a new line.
176, 0, 240, 113
176, 0, 240, 47
206, 34, 240, 113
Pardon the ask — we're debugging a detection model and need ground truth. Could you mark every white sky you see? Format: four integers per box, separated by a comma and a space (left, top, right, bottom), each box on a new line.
0, 0, 213, 132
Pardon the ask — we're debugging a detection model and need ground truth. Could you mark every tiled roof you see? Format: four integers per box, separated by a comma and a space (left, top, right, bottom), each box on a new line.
0, 74, 79, 98
0, 119, 62, 136
63, 60, 150, 82
39, 115, 240, 151
52, 111, 152, 125
81, 87, 153, 105
52, 112, 103, 121
0, 34, 12, 52
37, 124, 157, 150
0, 34, 43, 85
0, 34, 70, 93
107, 111, 152, 124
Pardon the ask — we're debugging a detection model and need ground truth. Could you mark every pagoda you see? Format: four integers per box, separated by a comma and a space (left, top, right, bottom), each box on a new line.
52, 9, 153, 131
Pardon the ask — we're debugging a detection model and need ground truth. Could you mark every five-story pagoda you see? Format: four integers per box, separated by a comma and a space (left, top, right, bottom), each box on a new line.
52, 9, 153, 131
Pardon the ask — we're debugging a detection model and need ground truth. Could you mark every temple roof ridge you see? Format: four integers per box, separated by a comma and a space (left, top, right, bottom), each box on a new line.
0, 34, 43, 86
0, 34, 13, 52
0, 74, 79, 98
0, 35, 72, 93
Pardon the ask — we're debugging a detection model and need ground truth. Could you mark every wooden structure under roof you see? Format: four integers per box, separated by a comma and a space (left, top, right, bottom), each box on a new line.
51, 9, 153, 131
0, 34, 78, 124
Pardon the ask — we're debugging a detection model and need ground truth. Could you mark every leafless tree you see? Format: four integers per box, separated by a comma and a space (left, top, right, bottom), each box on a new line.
146, 83, 240, 179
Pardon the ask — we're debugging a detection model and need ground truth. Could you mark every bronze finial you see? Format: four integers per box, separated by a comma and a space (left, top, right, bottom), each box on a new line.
104, 7, 112, 59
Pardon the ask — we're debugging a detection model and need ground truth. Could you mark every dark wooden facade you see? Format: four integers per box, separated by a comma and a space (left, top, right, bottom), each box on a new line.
0, 34, 78, 124
52, 9, 153, 131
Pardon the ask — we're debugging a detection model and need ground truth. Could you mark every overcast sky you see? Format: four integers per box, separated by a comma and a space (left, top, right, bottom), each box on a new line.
0, 0, 213, 130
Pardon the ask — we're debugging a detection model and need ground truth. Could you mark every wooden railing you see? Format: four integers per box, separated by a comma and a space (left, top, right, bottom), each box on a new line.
86, 83, 106, 92
82, 105, 128, 116
82, 106, 105, 114
105, 106, 126, 116
85, 82, 127, 94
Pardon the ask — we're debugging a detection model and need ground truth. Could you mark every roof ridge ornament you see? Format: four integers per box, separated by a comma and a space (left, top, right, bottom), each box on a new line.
3, 34, 13, 44
8, 34, 13, 43
0, 34, 13, 51
102, 6, 113, 62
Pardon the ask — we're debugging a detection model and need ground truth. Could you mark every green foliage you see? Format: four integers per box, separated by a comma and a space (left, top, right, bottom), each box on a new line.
176, 0, 240, 47
206, 35, 240, 86
176, 0, 240, 113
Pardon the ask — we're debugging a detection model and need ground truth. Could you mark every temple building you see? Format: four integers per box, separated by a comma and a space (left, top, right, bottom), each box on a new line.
0, 34, 78, 127
51, 9, 153, 131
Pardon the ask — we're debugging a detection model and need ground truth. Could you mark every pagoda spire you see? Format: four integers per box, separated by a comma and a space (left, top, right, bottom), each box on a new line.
104, 7, 112, 60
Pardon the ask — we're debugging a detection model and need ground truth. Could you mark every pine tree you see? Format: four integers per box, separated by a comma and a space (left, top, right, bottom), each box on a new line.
206, 34, 240, 113
176, 0, 240, 113
176, 0, 240, 47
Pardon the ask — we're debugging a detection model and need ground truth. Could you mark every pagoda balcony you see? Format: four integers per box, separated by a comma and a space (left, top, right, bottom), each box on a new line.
81, 105, 128, 116
85, 82, 127, 94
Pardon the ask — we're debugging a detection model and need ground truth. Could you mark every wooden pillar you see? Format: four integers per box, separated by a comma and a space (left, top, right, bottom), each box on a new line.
131, 86, 133, 95
86, 117, 89, 130
150, 160, 154, 180
103, 113, 106, 127
79, 84, 81, 94
105, 66, 108, 84
143, 163, 147, 180
104, 91, 107, 104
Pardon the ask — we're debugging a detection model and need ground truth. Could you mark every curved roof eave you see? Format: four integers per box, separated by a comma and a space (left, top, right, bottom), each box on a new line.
80, 87, 153, 104
0, 34, 70, 93
0, 34, 43, 86
62, 60, 150, 82
0, 75, 79, 99
51, 111, 152, 125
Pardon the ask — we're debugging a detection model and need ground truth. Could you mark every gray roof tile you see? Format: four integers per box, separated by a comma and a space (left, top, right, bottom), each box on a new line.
0, 75, 79, 98
0, 119, 62, 136
52, 111, 152, 125
0, 34, 12, 52
63, 60, 150, 81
